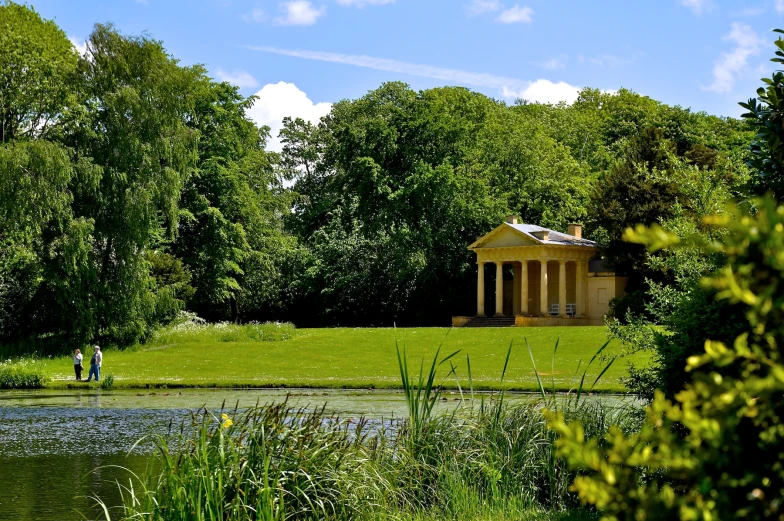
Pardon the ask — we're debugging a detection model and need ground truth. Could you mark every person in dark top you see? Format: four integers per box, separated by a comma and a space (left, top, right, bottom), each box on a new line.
85, 345, 102, 383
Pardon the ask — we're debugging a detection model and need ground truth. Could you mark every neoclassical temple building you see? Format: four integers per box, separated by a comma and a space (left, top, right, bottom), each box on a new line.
453, 216, 627, 327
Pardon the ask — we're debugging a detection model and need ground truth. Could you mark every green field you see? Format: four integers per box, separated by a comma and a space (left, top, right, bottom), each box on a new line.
38, 326, 648, 392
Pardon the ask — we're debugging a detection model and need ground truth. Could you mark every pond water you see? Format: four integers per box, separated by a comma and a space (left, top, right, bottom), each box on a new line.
0, 388, 636, 521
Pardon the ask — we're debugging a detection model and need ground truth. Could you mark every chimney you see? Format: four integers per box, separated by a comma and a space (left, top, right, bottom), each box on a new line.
568, 223, 582, 239
506, 214, 518, 225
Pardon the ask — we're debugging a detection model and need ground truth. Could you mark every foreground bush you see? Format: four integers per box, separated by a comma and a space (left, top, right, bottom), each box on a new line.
549, 196, 784, 520
0, 357, 49, 388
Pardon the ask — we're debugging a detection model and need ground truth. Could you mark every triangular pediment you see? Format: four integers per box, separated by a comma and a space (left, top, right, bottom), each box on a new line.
470, 224, 539, 249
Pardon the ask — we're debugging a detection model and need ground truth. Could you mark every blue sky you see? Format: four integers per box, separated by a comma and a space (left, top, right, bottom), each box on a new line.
28, 0, 784, 149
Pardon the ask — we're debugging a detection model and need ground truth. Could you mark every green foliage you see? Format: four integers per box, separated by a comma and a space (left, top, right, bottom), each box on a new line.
176, 81, 289, 322
151, 311, 296, 346
285, 83, 593, 325
100, 373, 114, 390
67, 24, 203, 346
590, 127, 681, 282
549, 196, 784, 520
0, 5, 294, 351
0, 1, 77, 142
281, 81, 750, 326
147, 251, 194, 322
740, 29, 784, 197
599, 129, 748, 399
0, 357, 48, 388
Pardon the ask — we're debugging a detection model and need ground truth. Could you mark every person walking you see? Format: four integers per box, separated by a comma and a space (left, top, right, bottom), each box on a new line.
73, 349, 83, 381
85, 345, 102, 383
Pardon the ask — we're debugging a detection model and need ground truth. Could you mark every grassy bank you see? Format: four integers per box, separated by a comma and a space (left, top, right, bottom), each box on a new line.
23, 325, 646, 392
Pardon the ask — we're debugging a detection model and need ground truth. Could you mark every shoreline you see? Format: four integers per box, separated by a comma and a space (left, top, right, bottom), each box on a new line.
8, 381, 632, 394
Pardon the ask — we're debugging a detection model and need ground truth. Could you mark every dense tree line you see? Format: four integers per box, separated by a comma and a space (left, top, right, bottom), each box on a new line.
0, 3, 291, 351
0, 2, 755, 352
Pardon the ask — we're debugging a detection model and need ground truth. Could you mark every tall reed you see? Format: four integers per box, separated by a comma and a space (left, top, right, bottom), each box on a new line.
105, 339, 634, 520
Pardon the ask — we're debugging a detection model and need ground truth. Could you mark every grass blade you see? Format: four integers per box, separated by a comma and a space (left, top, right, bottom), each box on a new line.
590, 356, 617, 391
551, 337, 559, 399
525, 338, 546, 399
577, 339, 612, 405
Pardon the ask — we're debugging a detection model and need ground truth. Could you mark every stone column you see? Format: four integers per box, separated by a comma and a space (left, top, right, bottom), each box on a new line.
520, 261, 529, 315
477, 262, 485, 316
576, 260, 585, 317
539, 260, 548, 316
495, 262, 504, 317
558, 260, 567, 317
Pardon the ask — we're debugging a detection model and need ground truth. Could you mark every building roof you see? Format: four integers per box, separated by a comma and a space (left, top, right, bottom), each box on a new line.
507, 224, 598, 247
468, 223, 598, 249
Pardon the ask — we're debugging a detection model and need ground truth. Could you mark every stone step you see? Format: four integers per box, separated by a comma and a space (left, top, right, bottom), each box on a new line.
463, 316, 516, 327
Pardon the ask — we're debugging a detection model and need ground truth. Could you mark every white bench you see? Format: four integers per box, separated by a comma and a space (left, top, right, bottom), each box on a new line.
549, 304, 577, 317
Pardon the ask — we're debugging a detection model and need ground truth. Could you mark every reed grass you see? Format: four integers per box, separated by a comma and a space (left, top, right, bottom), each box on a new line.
102, 338, 635, 520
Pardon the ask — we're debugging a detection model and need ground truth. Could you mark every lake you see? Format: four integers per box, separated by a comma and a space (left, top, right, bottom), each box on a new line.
0, 388, 636, 521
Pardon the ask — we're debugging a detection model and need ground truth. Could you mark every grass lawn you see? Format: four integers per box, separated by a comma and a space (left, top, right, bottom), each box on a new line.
39, 326, 649, 392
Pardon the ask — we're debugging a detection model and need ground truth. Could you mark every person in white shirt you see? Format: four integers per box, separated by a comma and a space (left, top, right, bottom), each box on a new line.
72, 349, 83, 381
85, 345, 103, 383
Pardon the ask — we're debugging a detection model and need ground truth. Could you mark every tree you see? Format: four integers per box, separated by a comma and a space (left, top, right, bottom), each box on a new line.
284, 84, 517, 325
0, 1, 78, 143
64, 24, 202, 345
0, 3, 95, 348
175, 80, 294, 322
741, 29, 784, 197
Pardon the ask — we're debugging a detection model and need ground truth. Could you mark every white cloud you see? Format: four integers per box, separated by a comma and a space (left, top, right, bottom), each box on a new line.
467, 0, 502, 15
69, 36, 87, 55
679, 0, 712, 14
215, 69, 259, 89
246, 82, 332, 152
247, 45, 582, 104
496, 4, 533, 23
275, 1, 326, 25
705, 22, 763, 93
777, 0, 784, 13
248, 45, 527, 91
242, 8, 267, 22
336, 0, 394, 6
503, 79, 581, 105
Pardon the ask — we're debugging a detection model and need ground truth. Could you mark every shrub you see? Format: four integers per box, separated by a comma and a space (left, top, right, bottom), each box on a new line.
150, 311, 296, 346
0, 357, 49, 388
100, 373, 114, 389
548, 196, 784, 520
